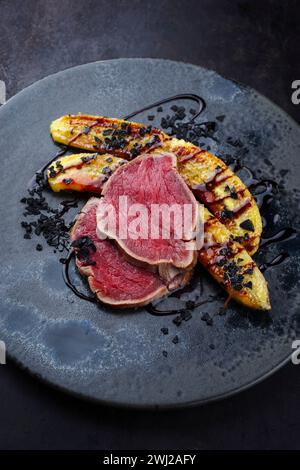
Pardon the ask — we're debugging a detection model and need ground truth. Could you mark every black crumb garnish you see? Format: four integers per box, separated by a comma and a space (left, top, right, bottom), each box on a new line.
244, 266, 254, 275
226, 136, 243, 147
219, 247, 231, 257
147, 115, 155, 121
130, 147, 139, 158
230, 189, 238, 200
159, 106, 218, 143
162, 350, 168, 357
172, 335, 179, 344
185, 300, 195, 309
83, 126, 91, 135
221, 209, 234, 220
20, 166, 79, 253
244, 281, 253, 289
182, 310, 192, 321
161, 327, 169, 335
173, 315, 182, 327
63, 178, 73, 185
102, 166, 112, 175
216, 258, 227, 267
81, 155, 97, 164
36, 244, 43, 251
209, 343, 215, 349
139, 127, 147, 136
94, 136, 102, 143
232, 235, 243, 243
216, 115, 225, 122
223, 261, 245, 291
218, 306, 227, 316
157, 106, 163, 112
71, 236, 96, 265
103, 129, 112, 136
106, 157, 113, 163
201, 312, 213, 326
240, 219, 255, 232
173, 309, 192, 326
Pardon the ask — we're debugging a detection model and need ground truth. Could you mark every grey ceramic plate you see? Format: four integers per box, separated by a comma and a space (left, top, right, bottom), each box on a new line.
0, 59, 300, 408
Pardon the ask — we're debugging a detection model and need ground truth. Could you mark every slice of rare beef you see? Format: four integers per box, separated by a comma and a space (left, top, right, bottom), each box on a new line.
96, 153, 198, 269
70, 198, 193, 308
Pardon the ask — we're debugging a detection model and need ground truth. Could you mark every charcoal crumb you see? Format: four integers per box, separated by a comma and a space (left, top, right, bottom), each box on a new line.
63, 178, 73, 185
172, 335, 179, 344
185, 300, 195, 310
218, 307, 227, 316
209, 344, 215, 350
216, 115, 225, 122
161, 327, 169, 335
201, 312, 213, 326
182, 310, 192, 322
83, 126, 91, 135
244, 266, 254, 275
173, 315, 182, 327
36, 244, 43, 251
162, 350, 168, 357
147, 115, 155, 121
157, 106, 163, 112
240, 219, 255, 232
244, 281, 253, 289
221, 209, 234, 220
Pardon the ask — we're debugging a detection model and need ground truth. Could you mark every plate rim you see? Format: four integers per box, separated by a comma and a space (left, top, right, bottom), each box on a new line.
0, 57, 298, 409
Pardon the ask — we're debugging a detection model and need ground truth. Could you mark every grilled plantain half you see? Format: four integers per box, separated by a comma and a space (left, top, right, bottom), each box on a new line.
50, 114, 262, 254
199, 207, 270, 310
47, 152, 126, 193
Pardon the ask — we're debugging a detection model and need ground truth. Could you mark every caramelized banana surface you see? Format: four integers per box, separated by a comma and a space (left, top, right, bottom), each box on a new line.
199, 207, 270, 310
47, 153, 126, 193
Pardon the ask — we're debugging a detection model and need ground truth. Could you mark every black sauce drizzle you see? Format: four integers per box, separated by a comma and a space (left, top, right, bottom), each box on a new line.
146, 294, 221, 317
260, 253, 290, 273
62, 251, 97, 303
123, 93, 206, 122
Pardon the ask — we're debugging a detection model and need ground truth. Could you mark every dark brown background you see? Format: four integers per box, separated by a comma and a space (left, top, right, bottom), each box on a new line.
0, 0, 299, 450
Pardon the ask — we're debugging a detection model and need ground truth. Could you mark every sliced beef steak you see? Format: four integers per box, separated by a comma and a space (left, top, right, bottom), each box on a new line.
70, 198, 193, 308
96, 153, 198, 269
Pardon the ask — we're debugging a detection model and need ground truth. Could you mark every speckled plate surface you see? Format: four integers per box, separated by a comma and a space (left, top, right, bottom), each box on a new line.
0, 59, 300, 408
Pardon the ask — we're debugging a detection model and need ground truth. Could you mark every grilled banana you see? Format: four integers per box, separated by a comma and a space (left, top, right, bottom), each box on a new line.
50, 114, 262, 254
199, 207, 270, 310
47, 152, 126, 193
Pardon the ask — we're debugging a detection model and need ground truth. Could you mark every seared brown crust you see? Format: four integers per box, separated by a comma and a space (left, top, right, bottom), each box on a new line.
51, 114, 262, 254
